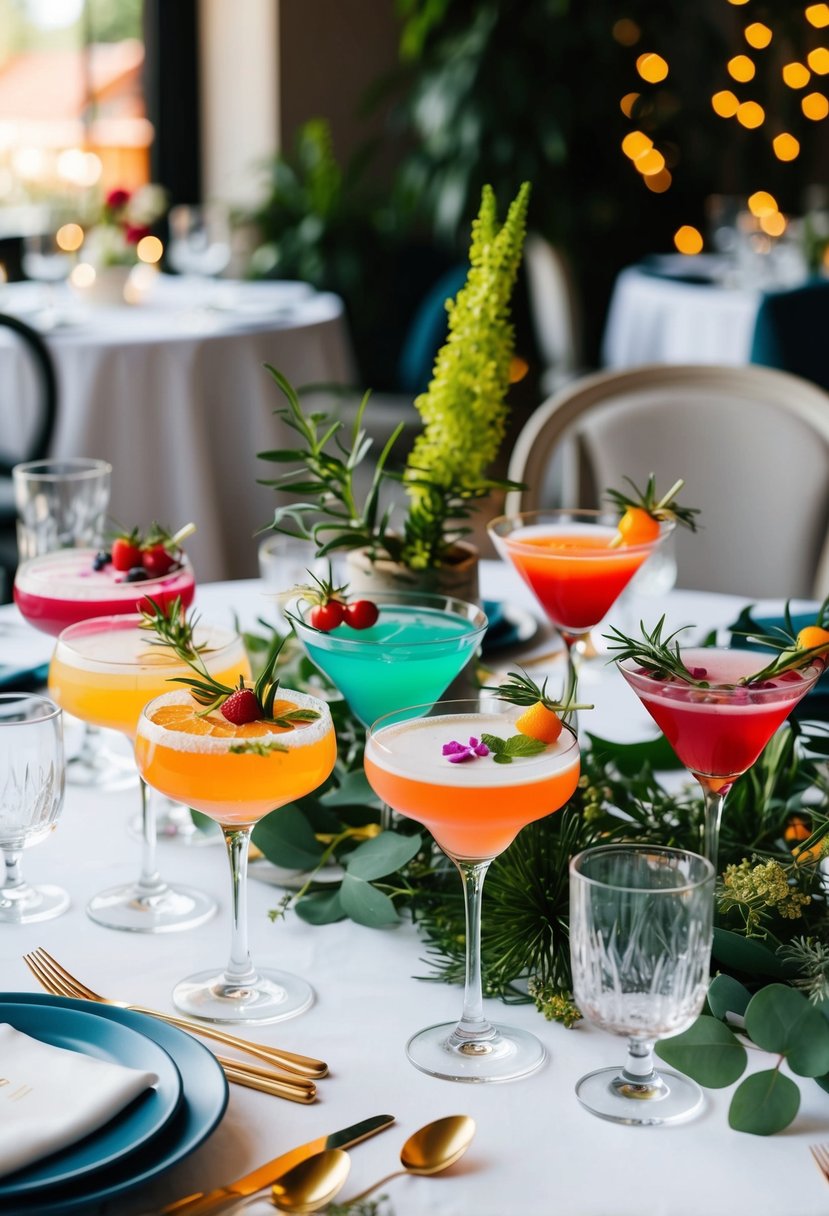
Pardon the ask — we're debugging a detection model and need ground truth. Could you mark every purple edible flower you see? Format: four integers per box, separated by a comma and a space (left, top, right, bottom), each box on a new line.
442, 736, 490, 763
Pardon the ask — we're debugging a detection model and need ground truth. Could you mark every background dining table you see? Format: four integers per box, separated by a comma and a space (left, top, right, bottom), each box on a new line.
0, 274, 356, 582
1, 562, 828, 1216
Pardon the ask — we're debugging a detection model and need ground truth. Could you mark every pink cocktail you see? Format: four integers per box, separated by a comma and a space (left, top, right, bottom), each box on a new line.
620, 647, 822, 867
14, 549, 195, 637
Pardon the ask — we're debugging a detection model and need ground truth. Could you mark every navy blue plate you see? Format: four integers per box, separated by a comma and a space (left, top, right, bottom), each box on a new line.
0, 994, 228, 1216
481, 600, 538, 655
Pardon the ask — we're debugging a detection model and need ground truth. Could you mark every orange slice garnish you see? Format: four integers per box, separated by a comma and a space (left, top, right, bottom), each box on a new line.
151, 699, 304, 738
615, 507, 661, 547
514, 701, 562, 744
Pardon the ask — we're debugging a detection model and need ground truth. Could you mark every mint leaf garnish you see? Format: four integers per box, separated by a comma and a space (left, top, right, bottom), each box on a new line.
229, 740, 290, 756
480, 732, 546, 764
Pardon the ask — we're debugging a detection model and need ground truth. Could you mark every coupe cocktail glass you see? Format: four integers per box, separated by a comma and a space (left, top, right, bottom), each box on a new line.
619, 647, 823, 868
291, 591, 488, 727
0, 694, 66, 924
488, 509, 673, 691
570, 844, 714, 1125
365, 697, 580, 1081
49, 614, 247, 932
136, 686, 336, 1022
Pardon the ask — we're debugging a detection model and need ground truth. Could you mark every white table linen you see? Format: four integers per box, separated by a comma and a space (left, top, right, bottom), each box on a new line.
0, 565, 827, 1216
0, 275, 356, 583
602, 265, 760, 368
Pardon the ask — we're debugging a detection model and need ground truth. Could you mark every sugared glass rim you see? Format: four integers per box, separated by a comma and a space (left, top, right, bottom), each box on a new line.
0, 692, 62, 724
15, 548, 193, 587
570, 843, 715, 892
366, 695, 579, 760
618, 650, 824, 698
136, 687, 334, 754
13, 457, 112, 482
291, 590, 488, 651
53, 613, 242, 669
487, 507, 674, 558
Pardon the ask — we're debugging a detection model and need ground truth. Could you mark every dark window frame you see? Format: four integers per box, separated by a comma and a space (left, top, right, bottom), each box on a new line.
143, 0, 201, 206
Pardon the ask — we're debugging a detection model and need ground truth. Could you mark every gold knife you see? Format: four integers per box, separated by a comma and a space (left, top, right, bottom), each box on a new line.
160, 1113, 395, 1216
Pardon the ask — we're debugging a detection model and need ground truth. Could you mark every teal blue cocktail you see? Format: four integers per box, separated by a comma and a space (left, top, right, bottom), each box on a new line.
291, 592, 488, 726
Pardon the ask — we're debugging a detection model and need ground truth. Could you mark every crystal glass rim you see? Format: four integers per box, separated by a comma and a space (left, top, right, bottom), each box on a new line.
12, 458, 113, 482
54, 613, 242, 669
17, 549, 193, 583
292, 590, 488, 650
487, 508, 674, 556
570, 843, 715, 893
366, 695, 579, 759
0, 692, 62, 724
618, 651, 824, 697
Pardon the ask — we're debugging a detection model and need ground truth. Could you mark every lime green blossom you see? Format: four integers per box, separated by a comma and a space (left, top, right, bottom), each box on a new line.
720, 858, 811, 934
528, 979, 582, 1027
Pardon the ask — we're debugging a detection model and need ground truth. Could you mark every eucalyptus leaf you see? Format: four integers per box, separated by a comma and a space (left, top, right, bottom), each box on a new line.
345, 830, 423, 881
295, 888, 346, 925
745, 984, 829, 1077
321, 769, 381, 809
712, 929, 795, 980
339, 873, 400, 926
655, 1015, 747, 1087
253, 806, 324, 870
728, 1069, 800, 1135
189, 809, 221, 837
707, 974, 752, 1023
585, 732, 683, 775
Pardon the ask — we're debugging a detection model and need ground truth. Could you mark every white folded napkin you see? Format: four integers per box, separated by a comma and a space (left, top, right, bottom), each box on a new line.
0, 1022, 159, 1180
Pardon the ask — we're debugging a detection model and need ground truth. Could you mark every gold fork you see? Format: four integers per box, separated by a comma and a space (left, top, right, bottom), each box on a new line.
811, 1144, 829, 1181
23, 948, 327, 1080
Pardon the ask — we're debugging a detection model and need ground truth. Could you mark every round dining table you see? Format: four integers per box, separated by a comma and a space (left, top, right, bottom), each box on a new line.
0, 274, 356, 583
1, 562, 827, 1216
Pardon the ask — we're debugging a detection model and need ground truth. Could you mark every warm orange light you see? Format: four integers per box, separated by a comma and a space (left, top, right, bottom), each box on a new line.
727, 0, 750, 5
644, 169, 672, 193
802, 91, 829, 118
760, 212, 787, 237
636, 53, 669, 83
620, 92, 640, 117
635, 148, 666, 175
56, 223, 83, 253
621, 130, 653, 158
136, 235, 163, 264
509, 356, 529, 384
806, 3, 829, 28
612, 18, 641, 46
674, 226, 703, 255
748, 190, 778, 216
782, 62, 811, 88
744, 23, 772, 49
808, 47, 829, 74
728, 55, 755, 82
736, 100, 765, 127
772, 133, 800, 160
712, 90, 740, 117
70, 263, 96, 289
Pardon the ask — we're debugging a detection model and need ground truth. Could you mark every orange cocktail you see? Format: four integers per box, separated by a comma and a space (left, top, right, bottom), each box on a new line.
49, 614, 249, 933
365, 698, 579, 1082
136, 686, 336, 1023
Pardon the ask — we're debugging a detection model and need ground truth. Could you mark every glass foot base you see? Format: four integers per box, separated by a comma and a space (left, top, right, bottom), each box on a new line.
406, 1021, 546, 1083
0, 883, 69, 924
86, 882, 217, 933
173, 967, 314, 1024
575, 1065, 703, 1125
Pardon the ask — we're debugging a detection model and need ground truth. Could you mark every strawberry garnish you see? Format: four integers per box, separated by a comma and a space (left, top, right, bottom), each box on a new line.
141, 522, 196, 577
220, 688, 262, 725
111, 530, 142, 571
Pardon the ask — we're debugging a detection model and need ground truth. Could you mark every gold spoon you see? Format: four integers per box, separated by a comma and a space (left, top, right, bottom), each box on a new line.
236, 1149, 351, 1213
325, 1115, 475, 1209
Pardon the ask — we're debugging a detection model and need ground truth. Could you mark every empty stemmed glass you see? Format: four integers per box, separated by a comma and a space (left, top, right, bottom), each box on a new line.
569, 844, 714, 1125
167, 202, 231, 310
0, 693, 66, 924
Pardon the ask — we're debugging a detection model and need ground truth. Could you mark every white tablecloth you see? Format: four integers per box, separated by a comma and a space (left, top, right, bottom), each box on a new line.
602, 265, 761, 369
1, 565, 827, 1216
0, 275, 356, 582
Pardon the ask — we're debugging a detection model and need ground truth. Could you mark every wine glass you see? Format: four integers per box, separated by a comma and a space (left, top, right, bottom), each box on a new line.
569, 844, 715, 1125
21, 229, 75, 325
0, 693, 66, 924
365, 696, 580, 1081
166, 203, 232, 299
135, 684, 336, 1022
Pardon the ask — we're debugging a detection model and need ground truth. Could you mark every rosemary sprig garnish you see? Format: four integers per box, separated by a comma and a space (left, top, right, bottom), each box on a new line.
483, 662, 593, 715
606, 474, 701, 532
140, 596, 205, 658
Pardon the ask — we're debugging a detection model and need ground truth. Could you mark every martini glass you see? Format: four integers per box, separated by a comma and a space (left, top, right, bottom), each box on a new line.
487, 509, 674, 695
136, 686, 336, 1022
290, 591, 488, 728
49, 614, 248, 931
619, 647, 823, 868
365, 697, 580, 1081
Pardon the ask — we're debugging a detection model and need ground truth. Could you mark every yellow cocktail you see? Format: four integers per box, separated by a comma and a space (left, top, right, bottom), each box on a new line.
365, 698, 580, 1082
136, 685, 336, 1023
49, 614, 249, 933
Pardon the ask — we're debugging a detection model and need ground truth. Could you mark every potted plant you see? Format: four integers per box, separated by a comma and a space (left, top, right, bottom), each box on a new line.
258, 181, 530, 602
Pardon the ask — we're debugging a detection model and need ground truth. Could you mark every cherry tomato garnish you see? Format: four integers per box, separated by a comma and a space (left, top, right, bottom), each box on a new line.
344, 599, 379, 630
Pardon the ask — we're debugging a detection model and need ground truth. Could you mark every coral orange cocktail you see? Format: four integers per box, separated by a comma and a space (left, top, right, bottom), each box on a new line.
49, 613, 249, 933
365, 697, 579, 1082
136, 672, 336, 1024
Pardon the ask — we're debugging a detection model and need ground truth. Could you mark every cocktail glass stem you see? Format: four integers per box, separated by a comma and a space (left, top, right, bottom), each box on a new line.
447, 858, 497, 1049
612, 1037, 667, 1100
221, 824, 259, 991
698, 779, 726, 871
136, 777, 163, 895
